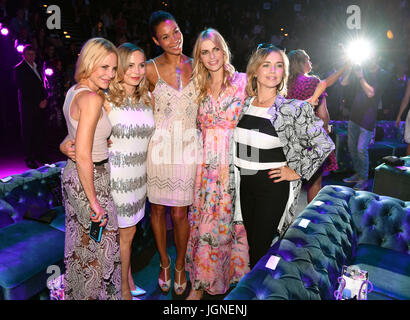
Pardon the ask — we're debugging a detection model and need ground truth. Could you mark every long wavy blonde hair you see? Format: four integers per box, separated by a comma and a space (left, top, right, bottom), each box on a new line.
192, 28, 235, 105
106, 43, 152, 107
74, 37, 122, 99
246, 44, 289, 97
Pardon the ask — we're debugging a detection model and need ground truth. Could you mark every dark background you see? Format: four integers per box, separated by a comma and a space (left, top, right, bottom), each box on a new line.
0, 0, 409, 158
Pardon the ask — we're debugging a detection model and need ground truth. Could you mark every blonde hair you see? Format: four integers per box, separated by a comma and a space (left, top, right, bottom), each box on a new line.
107, 43, 152, 107
74, 37, 121, 98
245, 44, 289, 97
192, 28, 235, 105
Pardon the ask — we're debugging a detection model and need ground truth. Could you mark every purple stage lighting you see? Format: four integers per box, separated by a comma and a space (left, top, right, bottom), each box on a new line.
16, 44, 25, 53
45, 68, 54, 76
1, 27, 9, 36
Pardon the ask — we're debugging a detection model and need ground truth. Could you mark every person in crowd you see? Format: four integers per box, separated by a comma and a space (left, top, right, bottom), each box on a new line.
395, 79, 410, 155
60, 43, 154, 300
341, 56, 389, 190
61, 37, 121, 300
185, 28, 250, 300
14, 44, 48, 168
287, 49, 338, 202
233, 44, 335, 268
145, 10, 199, 296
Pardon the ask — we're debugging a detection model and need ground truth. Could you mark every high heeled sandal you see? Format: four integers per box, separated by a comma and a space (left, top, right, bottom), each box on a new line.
174, 266, 187, 295
130, 286, 146, 296
158, 255, 171, 293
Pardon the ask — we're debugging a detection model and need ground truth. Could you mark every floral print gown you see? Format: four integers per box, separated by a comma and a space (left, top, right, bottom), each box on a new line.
185, 72, 250, 295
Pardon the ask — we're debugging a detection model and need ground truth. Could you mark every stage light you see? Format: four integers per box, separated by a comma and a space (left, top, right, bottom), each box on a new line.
1, 27, 9, 36
16, 44, 25, 53
45, 68, 54, 76
65, 35, 71, 39
346, 39, 372, 65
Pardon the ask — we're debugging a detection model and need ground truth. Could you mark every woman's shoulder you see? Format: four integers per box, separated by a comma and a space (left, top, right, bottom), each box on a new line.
76, 89, 104, 109
297, 74, 320, 85
231, 72, 247, 96
232, 71, 247, 84
276, 95, 309, 111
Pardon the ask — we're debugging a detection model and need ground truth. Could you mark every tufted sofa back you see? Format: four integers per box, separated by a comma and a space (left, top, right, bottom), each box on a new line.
0, 162, 66, 228
348, 191, 409, 254
225, 185, 410, 300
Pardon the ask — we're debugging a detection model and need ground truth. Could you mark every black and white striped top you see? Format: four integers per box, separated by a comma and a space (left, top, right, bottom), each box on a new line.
234, 98, 287, 171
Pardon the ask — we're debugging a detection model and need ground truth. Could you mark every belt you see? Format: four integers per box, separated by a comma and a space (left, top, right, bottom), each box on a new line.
69, 158, 108, 166
93, 159, 108, 166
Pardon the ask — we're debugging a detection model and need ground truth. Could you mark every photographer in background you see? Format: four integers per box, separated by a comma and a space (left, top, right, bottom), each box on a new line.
341, 55, 388, 190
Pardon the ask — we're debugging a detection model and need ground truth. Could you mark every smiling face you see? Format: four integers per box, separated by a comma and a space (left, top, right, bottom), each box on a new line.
199, 39, 224, 73
152, 19, 183, 55
88, 52, 118, 90
123, 50, 145, 88
256, 51, 285, 90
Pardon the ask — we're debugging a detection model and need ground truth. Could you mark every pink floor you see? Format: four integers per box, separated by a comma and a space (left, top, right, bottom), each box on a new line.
1, 141, 65, 179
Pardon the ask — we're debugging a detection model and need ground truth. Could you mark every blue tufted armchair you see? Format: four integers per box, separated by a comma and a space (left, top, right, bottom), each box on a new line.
225, 185, 410, 300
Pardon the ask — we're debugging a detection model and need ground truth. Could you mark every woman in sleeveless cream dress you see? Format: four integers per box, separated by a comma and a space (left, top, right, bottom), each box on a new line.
145, 11, 198, 296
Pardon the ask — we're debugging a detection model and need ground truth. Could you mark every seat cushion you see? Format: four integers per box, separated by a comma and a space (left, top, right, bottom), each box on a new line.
354, 244, 410, 300
0, 200, 15, 228
0, 220, 65, 288
49, 206, 66, 232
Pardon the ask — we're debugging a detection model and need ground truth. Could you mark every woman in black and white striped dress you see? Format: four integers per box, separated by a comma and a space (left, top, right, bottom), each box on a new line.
233, 44, 335, 268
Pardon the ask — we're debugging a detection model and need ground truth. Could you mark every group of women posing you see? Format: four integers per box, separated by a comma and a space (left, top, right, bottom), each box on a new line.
60, 10, 335, 300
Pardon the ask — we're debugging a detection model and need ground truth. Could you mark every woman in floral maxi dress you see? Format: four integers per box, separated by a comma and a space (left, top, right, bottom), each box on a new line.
185, 29, 250, 300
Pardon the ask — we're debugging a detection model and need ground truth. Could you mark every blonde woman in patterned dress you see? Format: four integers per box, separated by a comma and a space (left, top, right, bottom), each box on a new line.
60, 43, 154, 300
185, 28, 250, 300
145, 11, 198, 295
61, 38, 122, 300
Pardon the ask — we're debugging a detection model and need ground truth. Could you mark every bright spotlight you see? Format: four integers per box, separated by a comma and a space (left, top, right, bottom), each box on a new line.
16, 44, 25, 53
45, 68, 54, 76
346, 39, 372, 65
1, 27, 9, 36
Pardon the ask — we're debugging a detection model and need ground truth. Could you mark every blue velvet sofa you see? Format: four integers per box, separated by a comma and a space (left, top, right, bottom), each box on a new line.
0, 162, 66, 300
225, 185, 410, 300
0, 162, 154, 300
331, 120, 407, 172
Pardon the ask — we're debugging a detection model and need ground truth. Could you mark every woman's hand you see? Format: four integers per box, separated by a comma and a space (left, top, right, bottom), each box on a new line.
90, 201, 108, 227
305, 96, 319, 106
395, 115, 402, 128
60, 138, 76, 161
268, 166, 301, 183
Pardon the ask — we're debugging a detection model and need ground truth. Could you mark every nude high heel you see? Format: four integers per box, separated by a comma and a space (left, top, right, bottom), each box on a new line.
174, 266, 187, 295
158, 255, 171, 293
